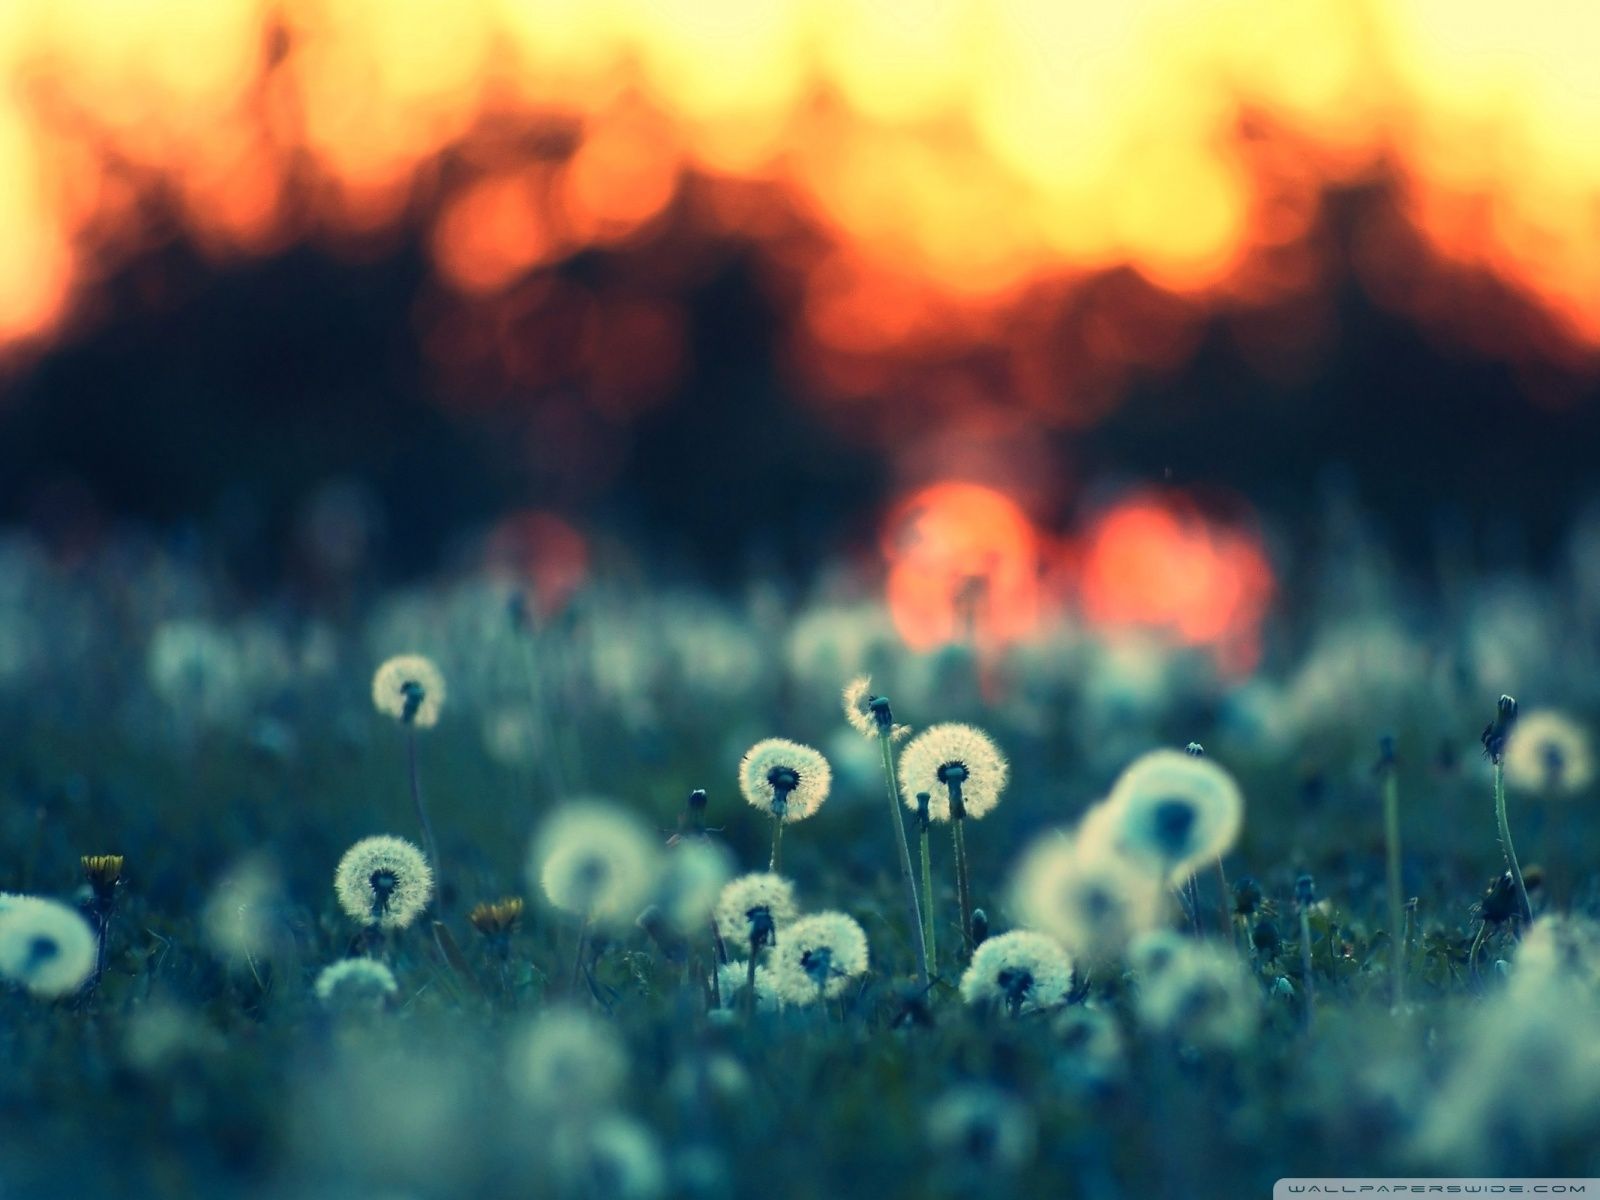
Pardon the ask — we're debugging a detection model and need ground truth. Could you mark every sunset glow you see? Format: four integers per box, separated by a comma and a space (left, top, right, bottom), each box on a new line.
2, 0, 1600, 386
882, 483, 1274, 665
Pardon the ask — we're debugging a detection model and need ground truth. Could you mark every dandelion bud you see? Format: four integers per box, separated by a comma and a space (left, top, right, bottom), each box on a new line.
1481, 694, 1519, 764
1478, 870, 1521, 926
1377, 734, 1398, 771
1252, 919, 1281, 960
1232, 876, 1263, 917
970, 908, 990, 947
314, 958, 398, 1012
81, 854, 124, 908
468, 897, 523, 953
1185, 742, 1205, 757
1295, 874, 1316, 909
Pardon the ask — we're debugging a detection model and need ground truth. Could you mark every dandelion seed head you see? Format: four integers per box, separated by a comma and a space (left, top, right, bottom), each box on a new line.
0, 896, 96, 997
771, 911, 869, 1003
958, 929, 1073, 1015
481, 706, 539, 765
1135, 942, 1257, 1051
511, 1007, 629, 1111
737, 738, 832, 823
371, 653, 446, 728
841, 675, 910, 742
1103, 748, 1244, 881
314, 957, 399, 1011
925, 1085, 1038, 1172
1009, 835, 1164, 962
1051, 1005, 1125, 1092
1513, 914, 1600, 994
715, 960, 780, 1013
533, 801, 658, 926
551, 1115, 666, 1200
147, 619, 244, 724
714, 872, 797, 949
1504, 709, 1594, 796
654, 840, 735, 935
202, 856, 284, 960
334, 835, 434, 930
1127, 929, 1191, 980
1413, 976, 1600, 1170
898, 723, 1008, 821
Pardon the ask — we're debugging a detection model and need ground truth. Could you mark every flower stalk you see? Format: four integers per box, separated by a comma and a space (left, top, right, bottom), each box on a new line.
872, 697, 930, 987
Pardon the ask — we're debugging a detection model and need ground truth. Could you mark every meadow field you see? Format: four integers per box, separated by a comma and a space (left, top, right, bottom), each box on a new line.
2, 518, 1599, 1200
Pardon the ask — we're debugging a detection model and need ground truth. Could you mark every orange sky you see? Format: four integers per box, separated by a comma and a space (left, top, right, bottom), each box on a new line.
2, 0, 1599, 372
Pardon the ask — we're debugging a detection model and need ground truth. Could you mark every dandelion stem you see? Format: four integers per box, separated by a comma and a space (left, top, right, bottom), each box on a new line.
1493, 760, 1533, 930
406, 729, 444, 918
950, 805, 973, 955
744, 937, 759, 1019
769, 817, 783, 873
1298, 905, 1315, 1030
516, 616, 566, 800
1213, 858, 1231, 940
1382, 760, 1406, 1009
877, 734, 930, 987
918, 805, 937, 979
570, 917, 590, 998
1468, 918, 1489, 986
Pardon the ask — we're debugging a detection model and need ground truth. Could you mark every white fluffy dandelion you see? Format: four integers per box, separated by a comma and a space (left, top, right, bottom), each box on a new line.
713, 873, 797, 950
897, 723, 1009, 821
958, 929, 1074, 1015
202, 857, 285, 962
841, 675, 910, 741
1126, 929, 1191, 980
532, 801, 659, 927
1504, 709, 1595, 796
925, 1085, 1038, 1172
371, 653, 447, 728
334, 835, 434, 930
715, 960, 779, 1013
653, 839, 735, 935
510, 1006, 629, 1111
550, 1115, 666, 1200
737, 738, 832, 823
1009, 835, 1164, 962
1135, 942, 1257, 1051
0, 896, 97, 997
770, 911, 870, 1004
314, 958, 398, 1010
1513, 914, 1600, 994
1101, 748, 1244, 881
